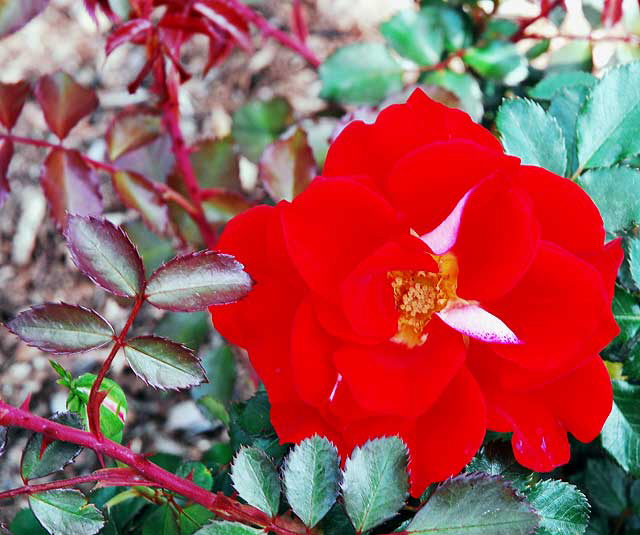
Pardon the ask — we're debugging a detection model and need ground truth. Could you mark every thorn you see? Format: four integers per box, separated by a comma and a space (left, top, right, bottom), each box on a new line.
19, 394, 32, 412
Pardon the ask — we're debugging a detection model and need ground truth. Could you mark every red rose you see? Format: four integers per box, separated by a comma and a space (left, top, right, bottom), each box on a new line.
210, 89, 622, 496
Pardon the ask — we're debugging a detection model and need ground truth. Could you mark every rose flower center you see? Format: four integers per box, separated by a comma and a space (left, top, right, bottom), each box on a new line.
388, 254, 458, 348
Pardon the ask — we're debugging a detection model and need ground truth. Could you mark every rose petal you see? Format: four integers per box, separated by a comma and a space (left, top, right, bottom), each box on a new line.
436, 302, 521, 344
322, 120, 374, 178
420, 189, 472, 254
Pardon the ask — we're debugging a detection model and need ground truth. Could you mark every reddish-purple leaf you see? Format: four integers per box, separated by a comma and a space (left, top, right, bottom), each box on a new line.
6, 303, 114, 354
106, 107, 162, 161
0, 0, 49, 39
193, 1, 253, 52
203, 191, 252, 224
65, 215, 145, 298
146, 250, 253, 311
41, 148, 102, 228
106, 18, 152, 56
112, 170, 169, 234
114, 134, 175, 183
35, 72, 99, 140
0, 138, 13, 207
123, 335, 205, 390
259, 127, 316, 202
83, 0, 117, 21
602, 0, 623, 26
0, 80, 30, 130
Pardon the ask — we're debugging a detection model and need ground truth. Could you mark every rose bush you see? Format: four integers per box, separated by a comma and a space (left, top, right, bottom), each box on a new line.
210, 89, 622, 496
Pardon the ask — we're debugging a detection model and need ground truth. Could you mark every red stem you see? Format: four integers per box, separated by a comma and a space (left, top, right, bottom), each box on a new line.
87, 291, 145, 438
221, 0, 320, 67
511, 0, 564, 41
0, 401, 308, 535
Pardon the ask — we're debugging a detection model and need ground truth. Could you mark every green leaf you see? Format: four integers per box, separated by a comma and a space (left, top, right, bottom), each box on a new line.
65, 373, 128, 443
123, 221, 174, 277
496, 98, 567, 176
9, 508, 49, 535
579, 166, 640, 232
259, 127, 316, 202
629, 237, 640, 289
29, 489, 104, 535
405, 474, 539, 535
192, 345, 236, 404
230, 447, 281, 517
123, 335, 205, 390
583, 459, 627, 516
380, 9, 444, 66
179, 505, 214, 535
65, 215, 145, 298
141, 504, 178, 535
6, 303, 114, 354
463, 41, 528, 86
155, 311, 210, 351
548, 41, 592, 73
525, 480, 589, 535
528, 71, 596, 100
21, 412, 83, 481
548, 86, 590, 177
601, 380, 640, 476
146, 251, 253, 312
283, 435, 340, 528
421, 70, 483, 122
466, 441, 531, 491
194, 521, 261, 535
319, 43, 404, 105
197, 396, 231, 426
342, 436, 409, 533
190, 137, 241, 192
231, 98, 292, 163
176, 461, 213, 491
577, 61, 640, 169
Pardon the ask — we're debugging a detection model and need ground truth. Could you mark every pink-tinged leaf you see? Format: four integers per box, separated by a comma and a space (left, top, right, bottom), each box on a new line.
5, 303, 114, 354
190, 136, 242, 192
106, 107, 162, 161
112, 170, 169, 234
106, 18, 152, 56
35, 72, 99, 140
0, 0, 49, 39
65, 215, 145, 298
203, 191, 252, 224
115, 134, 175, 183
40, 148, 102, 228
436, 302, 521, 344
146, 250, 253, 311
259, 128, 317, 202
123, 335, 205, 390
193, 1, 253, 52
0, 138, 13, 207
83, 0, 117, 21
421, 189, 472, 254
602, 0, 623, 27
0, 80, 30, 130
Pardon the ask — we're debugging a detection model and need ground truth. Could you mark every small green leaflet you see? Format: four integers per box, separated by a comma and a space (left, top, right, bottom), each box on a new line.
193, 521, 261, 535
29, 489, 104, 535
525, 480, 589, 535
602, 380, 640, 477
230, 446, 281, 517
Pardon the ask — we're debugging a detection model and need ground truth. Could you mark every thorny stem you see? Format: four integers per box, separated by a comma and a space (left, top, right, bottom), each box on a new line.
87, 291, 146, 439
0, 401, 310, 535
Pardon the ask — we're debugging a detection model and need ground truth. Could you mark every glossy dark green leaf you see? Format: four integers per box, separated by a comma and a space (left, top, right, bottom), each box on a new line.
179, 505, 214, 535
176, 460, 214, 491
190, 137, 241, 192
231, 98, 292, 163
601, 380, 640, 476
231, 447, 280, 517
141, 504, 178, 535
342, 436, 409, 532
525, 480, 589, 535
421, 70, 483, 122
29, 489, 104, 535
65, 215, 145, 298
577, 61, 640, 169
259, 127, 316, 202
463, 41, 528, 86
579, 166, 640, 232
405, 474, 539, 535
319, 43, 404, 105
21, 412, 83, 481
584, 458, 627, 516
466, 441, 531, 491
7, 303, 114, 354
529, 71, 596, 100
193, 521, 261, 535
380, 9, 444, 66
548, 85, 590, 177
9, 508, 49, 535
497, 98, 567, 176
123, 335, 205, 390
146, 251, 252, 312
283, 435, 340, 528
112, 171, 169, 235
